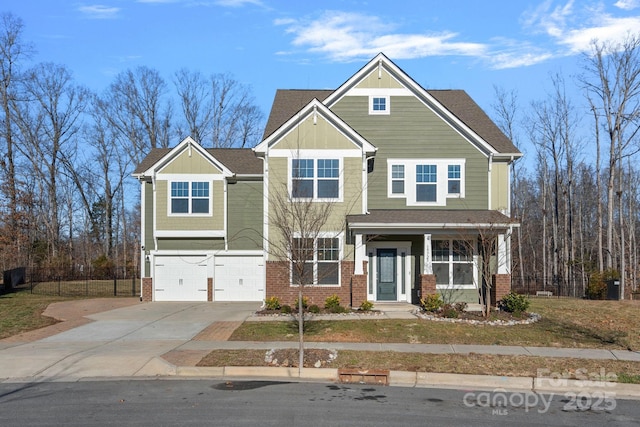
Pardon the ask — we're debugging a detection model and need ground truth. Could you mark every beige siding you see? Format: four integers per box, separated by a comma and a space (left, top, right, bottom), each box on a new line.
157, 238, 225, 251
159, 148, 223, 175
155, 180, 224, 231
355, 68, 404, 89
331, 96, 489, 210
271, 113, 360, 151
490, 162, 509, 212
227, 180, 263, 250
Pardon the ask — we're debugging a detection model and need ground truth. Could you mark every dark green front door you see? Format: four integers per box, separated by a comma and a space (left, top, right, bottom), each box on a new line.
377, 249, 397, 301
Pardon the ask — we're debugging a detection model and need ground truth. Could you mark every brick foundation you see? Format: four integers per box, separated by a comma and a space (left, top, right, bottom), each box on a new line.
207, 278, 213, 302
420, 274, 437, 298
265, 260, 368, 308
141, 277, 153, 302
491, 274, 512, 306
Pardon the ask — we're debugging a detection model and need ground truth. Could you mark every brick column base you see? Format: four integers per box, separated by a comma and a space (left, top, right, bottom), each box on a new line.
208, 278, 213, 301
141, 277, 153, 302
420, 274, 436, 298
492, 274, 512, 306
350, 260, 368, 308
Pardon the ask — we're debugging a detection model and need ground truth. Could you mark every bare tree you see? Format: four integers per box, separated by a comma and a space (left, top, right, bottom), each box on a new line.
98, 66, 172, 166
581, 34, 640, 297
0, 12, 33, 267
13, 62, 88, 263
173, 68, 212, 144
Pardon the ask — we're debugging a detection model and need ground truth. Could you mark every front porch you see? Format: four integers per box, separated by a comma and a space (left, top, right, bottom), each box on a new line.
347, 209, 517, 306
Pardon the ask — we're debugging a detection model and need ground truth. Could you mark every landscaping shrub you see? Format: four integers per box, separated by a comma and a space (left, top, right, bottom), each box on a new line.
499, 292, 530, 314
324, 294, 341, 311
293, 296, 309, 310
281, 305, 292, 314
308, 304, 320, 314
586, 269, 619, 300
441, 303, 458, 318
264, 296, 281, 310
420, 293, 443, 312
359, 300, 374, 311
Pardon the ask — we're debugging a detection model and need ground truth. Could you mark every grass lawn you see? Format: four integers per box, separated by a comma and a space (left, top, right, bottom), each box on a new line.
230, 298, 640, 350
206, 297, 640, 381
0, 291, 74, 339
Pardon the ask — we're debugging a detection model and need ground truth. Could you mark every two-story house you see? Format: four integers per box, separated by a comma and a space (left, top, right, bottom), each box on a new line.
134, 53, 521, 307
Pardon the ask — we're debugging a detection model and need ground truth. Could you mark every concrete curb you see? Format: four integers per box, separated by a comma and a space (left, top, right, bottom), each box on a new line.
149, 361, 640, 399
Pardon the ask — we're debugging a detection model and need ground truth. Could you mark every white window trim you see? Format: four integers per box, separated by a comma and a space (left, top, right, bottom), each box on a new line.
290, 232, 342, 287
369, 95, 390, 115
386, 158, 466, 206
167, 180, 213, 217
432, 238, 478, 290
288, 158, 343, 202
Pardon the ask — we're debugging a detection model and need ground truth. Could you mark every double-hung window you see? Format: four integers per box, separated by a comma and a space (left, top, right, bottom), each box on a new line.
416, 164, 437, 202
292, 236, 340, 285
448, 165, 461, 196
391, 164, 405, 195
432, 239, 475, 289
291, 159, 340, 200
170, 181, 210, 215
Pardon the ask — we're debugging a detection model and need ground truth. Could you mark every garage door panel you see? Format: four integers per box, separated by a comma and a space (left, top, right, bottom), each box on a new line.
154, 256, 208, 302
214, 256, 264, 301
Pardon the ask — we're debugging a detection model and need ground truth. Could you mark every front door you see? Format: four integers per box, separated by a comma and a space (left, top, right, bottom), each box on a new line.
377, 249, 397, 301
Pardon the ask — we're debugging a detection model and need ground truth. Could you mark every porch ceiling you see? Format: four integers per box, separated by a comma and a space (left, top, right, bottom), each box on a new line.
347, 209, 518, 233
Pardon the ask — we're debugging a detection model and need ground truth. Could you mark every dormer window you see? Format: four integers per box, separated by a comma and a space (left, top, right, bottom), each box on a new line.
369, 95, 390, 115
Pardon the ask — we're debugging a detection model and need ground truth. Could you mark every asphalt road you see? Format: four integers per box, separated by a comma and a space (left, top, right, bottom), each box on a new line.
1, 380, 638, 426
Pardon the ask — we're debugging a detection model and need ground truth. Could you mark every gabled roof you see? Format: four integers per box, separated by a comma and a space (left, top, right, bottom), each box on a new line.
261, 54, 520, 157
262, 89, 333, 140
132, 137, 263, 177
254, 98, 377, 155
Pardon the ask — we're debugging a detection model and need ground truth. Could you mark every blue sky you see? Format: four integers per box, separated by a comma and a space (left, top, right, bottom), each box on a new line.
5, 0, 640, 149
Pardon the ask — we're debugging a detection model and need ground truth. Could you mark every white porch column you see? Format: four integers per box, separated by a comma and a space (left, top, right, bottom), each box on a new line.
423, 234, 432, 274
354, 234, 365, 275
497, 233, 510, 274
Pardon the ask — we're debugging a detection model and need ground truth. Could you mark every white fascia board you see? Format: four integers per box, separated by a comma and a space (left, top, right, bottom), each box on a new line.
146, 136, 234, 178
253, 99, 377, 155
154, 230, 225, 238
348, 222, 518, 232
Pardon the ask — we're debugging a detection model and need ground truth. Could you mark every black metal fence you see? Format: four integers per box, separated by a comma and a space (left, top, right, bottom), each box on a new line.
7, 266, 140, 297
511, 275, 587, 298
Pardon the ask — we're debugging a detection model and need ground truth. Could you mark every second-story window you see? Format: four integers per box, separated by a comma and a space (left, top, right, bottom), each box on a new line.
291, 159, 340, 200
391, 164, 405, 195
416, 164, 437, 202
170, 181, 210, 214
448, 164, 461, 195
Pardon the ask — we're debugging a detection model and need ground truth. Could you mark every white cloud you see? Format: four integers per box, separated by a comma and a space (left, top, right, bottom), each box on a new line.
615, 0, 640, 10
522, 0, 640, 54
277, 11, 487, 62
78, 5, 120, 19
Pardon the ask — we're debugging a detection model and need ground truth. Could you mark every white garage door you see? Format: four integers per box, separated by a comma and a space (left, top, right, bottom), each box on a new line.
214, 256, 264, 301
154, 255, 208, 301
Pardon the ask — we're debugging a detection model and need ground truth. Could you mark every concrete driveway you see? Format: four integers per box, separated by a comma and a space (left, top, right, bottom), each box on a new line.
0, 301, 260, 382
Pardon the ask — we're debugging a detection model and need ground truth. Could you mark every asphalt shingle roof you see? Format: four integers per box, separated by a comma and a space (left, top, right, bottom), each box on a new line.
133, 147, 262, 176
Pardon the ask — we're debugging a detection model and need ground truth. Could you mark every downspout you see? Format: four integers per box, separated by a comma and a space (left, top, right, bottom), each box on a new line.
487, 153, 493, 210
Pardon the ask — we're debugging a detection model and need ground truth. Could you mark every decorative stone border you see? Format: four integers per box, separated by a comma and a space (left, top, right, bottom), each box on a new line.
415, 311, 541, 326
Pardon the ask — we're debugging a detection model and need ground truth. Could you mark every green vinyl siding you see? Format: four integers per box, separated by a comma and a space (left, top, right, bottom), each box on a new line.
490, 162, 509, 212
331, 96, 489, 210
156, 238, 225, 251
227, 180, 263, 250
437, 289, 479, 304
155, 180, 224, 231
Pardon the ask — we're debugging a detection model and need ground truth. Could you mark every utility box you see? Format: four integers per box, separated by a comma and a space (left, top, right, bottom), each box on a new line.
606, 280, 620, 300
